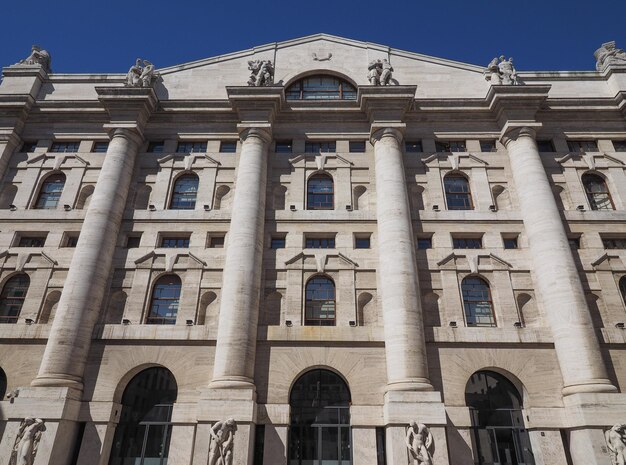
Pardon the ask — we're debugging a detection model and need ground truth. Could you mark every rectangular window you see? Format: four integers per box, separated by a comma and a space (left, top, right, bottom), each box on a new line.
612, 140, 626, 152
64, 234, 79, 247
160, 236, 191, 248
376, 427, 387, 465
50, 141, 80, 153
275, 141, 293, 153
436, 141, 466, 152
567, 140, 598, 153
177, 141, 207, 153
219, 141, 237, 153
568, 237, 580, 249
537, 140, 555, 152
17, 236, 47, 247
270, 236, 286, 249
480, 140, 497, 152
253, 424, 265, 465
209, 235, 225, 248
92, 142, 109, 153
305, 141, 336, 153
126, 235, 141, 248
147, 141, 164, 153
602, 238, 626, 249
305, 236, 336, 248
21, 142, 38, 153
405, 141, 423, 153
417, 237, 433, 249
349, 141, 366, 153
503, 237, 518, 249
355, 235, 371, 249
453, 237, 482, 249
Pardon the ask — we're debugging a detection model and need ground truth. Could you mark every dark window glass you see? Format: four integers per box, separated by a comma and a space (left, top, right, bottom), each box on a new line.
305, 141, 336, 153
286, 75, 357, 100
92, 142, 109, 153
0, 275, 29, 324
160, 237, 190, 248
349, 141, 366, 153
21, 142, 38, 153
355, 236, 370, 249
65, 235, 79, 247
50, 141, 80, 153
568, 140, 598, 153
619, 277, 626, 305
436, 141, 466, 152
376, 427, 387, 465
253, 424, 265, 465
270, 237, 286, 249
0, 369, 6, 400
480, 140, 497, 152
126, 236, 141, 248
275, 141, 293, 153
582, 173, 614, 210
537, 140, 555, 152
462, 277, 495, 326
444, 175, 473, 210
307, 174, 334, 210
147, 275, 181, 325
613, 140, 626, 152
305, 277, 336, 326
405, 141, 423, 153
568, 237, 580, 249
417, 238, 432, 249
169, 174, 198, 210
453, 238, 482, 249
603, 238, 626, 249
108, 368, 177, 465
35, 174, 65, 209
176, 141, 207, 153
220, 141, 237, 153
18, 236, 46, 247
503, 237, 518, 249
209, 236, 225, 248
147, 141, 164, 153
305, 237, 335, 249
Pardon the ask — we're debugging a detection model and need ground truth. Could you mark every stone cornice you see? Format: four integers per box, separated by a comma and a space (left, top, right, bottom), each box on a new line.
226, 86, 284, 128
358, 85, 417, 122
486, 84, 551, 128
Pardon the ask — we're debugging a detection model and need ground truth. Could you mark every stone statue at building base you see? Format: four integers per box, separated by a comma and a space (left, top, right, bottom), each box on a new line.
405, 421, 434, 465
209, 418, 237, 465
595, 41, 626, 72
606, 424, 626, 465
9, 417, 45, 465
125, 59, 159, 88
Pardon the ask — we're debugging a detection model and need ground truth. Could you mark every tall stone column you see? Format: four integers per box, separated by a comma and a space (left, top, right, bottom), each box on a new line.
371, 127, 431, 392
502, 127, 616, 395
210, 126, 271, 388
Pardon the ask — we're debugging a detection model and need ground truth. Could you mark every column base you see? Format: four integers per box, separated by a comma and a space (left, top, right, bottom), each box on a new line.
385, 378, 434, 392
562, 379, 618, 396
30, 372, 84, 390
207, 375, 256, 390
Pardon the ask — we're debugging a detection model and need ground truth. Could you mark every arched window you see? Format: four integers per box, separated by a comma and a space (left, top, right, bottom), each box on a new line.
0, 274, 30, 323
147, 275, 181, 325
109, 367, 177, 465
462, 276, 495, 327
620, 277, 626, 306
169, 174, 198, 210
307, 174, 334, 210
289, 369, 351, 464
444, 174, 473, 210
286, 75, 357, 100
305, 276, 336, 326
34, 174, 65, 209
582, 173, 614, 210
466, 370, 534, 465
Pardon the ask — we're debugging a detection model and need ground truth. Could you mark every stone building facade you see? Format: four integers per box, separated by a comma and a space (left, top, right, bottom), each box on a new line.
1, 34, 626, 465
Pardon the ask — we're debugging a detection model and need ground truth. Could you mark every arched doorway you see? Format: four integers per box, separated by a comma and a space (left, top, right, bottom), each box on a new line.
109, 367, 177, 465
465, 370, 535, 465
289, 369, 351, 465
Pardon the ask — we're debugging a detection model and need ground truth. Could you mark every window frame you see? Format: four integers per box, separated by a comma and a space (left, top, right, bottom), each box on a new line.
306, 173, 334, 210
453, 237, 483, 249
219, 141, 237, 153
461, 276, 496, 327
176, 141, 207, 154
34, 173, 66, 210
304, 275, 336, 326
444, 174, 474, 211
146, 275, 181, 325
0, 274, 30, 324
275, 141, 293, 153
50, 141, 80, 153
581, 172, 614, 211
285, 75, 357, 101
169, 173, 199, 210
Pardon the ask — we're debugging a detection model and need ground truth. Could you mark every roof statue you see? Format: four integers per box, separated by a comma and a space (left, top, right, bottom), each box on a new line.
247, 60, 274, 86
125, 58, 159, 88
15, 45, 51, 72
595, 41, 626, 72
484, 55, 518, 85
367, 59, 395, 85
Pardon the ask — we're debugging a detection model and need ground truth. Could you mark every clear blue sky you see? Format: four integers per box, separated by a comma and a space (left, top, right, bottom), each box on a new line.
2, 0, 626, 73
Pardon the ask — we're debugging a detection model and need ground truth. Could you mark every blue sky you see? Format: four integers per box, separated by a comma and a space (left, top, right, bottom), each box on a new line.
2, 0, 626, 73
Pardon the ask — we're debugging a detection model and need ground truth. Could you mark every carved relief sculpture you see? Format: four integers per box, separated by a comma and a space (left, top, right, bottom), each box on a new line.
9, 418, 45, 465
367, 59, 395, 85
405, 421, 434, 465
209, 418, 237, 465
595, 41, 626, 72
125, 59, 159, 88
16, 45, 51, 72
606, 424, 626, 465
484, 56, 518, 85
247, 60, 274, 86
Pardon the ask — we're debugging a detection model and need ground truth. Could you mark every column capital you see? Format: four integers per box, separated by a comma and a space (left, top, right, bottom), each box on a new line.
500, 125, 540, 146
359, 85, 416, 122
96, 86, 158, 137
227, 86, 283, 127
486, 84, 550, 129
237, 125, 272, 144
370, 125, 405, 145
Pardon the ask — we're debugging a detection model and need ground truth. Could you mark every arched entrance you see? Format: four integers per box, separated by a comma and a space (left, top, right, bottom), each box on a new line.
109, 367, 177, 465
288, 369, 352, 465
466, 370, 535, 465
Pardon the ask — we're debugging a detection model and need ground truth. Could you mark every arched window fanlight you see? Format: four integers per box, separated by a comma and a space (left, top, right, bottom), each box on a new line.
147, 275, 181, 325
582, 173, 614, 210
169, 174, 199, 210
461, 276, 495, 327
307, 174, 334, 210
35, 174, 65, 209
0, 274, 30, 324
305, 276, 336, 326
444, 174, 473, 210
286, 75, 357, 100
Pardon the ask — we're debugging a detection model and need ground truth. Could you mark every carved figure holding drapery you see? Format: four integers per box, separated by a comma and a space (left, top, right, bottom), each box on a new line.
606, 424, 626, 465
9, 417, 45, 465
